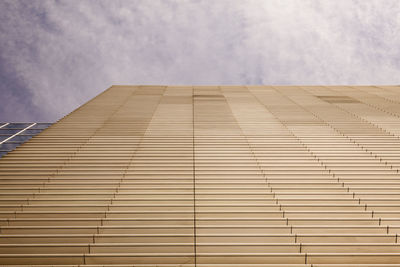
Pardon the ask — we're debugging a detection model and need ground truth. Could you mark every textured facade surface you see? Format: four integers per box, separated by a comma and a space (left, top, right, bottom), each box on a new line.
1, 85, 400, 266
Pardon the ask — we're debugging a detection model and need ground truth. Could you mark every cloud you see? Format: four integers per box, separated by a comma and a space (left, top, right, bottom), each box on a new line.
1, 0, 400, 121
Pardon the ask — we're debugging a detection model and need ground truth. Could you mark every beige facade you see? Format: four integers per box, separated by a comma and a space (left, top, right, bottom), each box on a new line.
1, 85, 400, 266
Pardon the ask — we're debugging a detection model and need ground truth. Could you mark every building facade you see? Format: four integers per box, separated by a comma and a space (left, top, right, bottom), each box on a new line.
1, 85, 400, 266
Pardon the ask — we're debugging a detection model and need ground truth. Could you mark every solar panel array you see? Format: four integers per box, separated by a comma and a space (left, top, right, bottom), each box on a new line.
0, 123, 52, 158
1, 85, 400, 266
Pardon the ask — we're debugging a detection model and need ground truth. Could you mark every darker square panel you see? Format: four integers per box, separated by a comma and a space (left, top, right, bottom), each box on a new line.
161, 96, 192, 104
134, 87, 166, 95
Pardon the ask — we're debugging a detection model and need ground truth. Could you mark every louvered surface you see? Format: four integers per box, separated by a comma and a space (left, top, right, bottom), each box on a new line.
1, 85, 400, 266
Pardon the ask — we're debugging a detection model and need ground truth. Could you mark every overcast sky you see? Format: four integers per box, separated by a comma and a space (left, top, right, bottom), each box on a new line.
1, 0, 400, 122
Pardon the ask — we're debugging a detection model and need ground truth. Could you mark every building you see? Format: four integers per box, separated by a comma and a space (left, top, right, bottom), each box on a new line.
0, 123, 52, 158
1, 85, 400, 266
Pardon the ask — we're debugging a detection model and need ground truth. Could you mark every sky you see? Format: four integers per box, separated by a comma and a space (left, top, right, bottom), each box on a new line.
1, 0, 400, 122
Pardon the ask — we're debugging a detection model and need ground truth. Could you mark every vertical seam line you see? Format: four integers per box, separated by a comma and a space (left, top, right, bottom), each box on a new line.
192, 86, 197, 266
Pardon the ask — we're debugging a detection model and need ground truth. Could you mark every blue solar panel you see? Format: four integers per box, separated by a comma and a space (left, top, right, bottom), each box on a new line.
0, 122, 52, 158
1, 123, 32, 129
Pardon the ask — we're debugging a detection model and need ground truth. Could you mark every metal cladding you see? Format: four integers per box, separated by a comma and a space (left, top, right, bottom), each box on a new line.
1, 85, 400, 266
